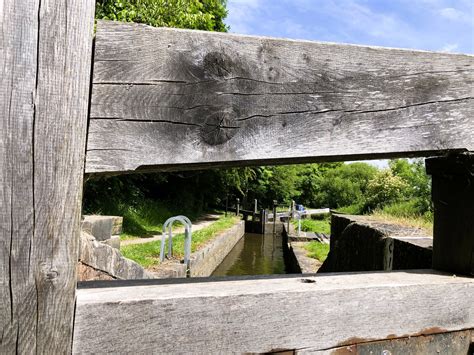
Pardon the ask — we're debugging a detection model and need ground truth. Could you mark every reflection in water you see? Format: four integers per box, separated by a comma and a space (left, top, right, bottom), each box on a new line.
211, 232, 287, 276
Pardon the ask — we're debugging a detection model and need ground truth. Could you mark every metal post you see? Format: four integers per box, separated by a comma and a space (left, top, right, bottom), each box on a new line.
225, 195, 228, 217
236, 198, 240, 216
273, 200, 277, 235
297, 212, 302, 237
254, 199, 258, 214
287, 203, 291, 235
260, 209, 266, 234
167, 225, 173, 258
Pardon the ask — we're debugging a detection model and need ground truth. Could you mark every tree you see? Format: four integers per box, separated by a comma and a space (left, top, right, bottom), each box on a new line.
389, 159, 431, 214
96, 0, 228, 31
311, 163, 377, 209
365, 169, 408, 211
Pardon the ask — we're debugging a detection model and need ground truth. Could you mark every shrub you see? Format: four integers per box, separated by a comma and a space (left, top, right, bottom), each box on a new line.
365, 170, 408, 211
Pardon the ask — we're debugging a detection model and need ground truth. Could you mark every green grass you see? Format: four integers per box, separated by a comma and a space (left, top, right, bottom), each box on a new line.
370, 210, 433, 235
119, 200, 210, 239
304, 241, 330, 262
293, 218, 331, 235
121, 215, 239, 268
85, 197, 202, 239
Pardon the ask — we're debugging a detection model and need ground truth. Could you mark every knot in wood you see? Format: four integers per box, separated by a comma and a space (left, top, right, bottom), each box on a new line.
203, 52, 234, 79
201, 112, 239, 146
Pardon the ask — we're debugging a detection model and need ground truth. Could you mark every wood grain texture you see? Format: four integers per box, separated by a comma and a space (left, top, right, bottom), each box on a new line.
72, 270, 474, 353
0, 0, 95, 353
306, 330, 473, 354
86, 20, 474, 174
426, 153, 474, 275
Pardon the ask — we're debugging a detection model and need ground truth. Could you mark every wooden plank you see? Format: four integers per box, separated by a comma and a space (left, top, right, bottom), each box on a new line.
86, 20, 474, 174
0, 0, 95, 353
72, 270, 474, 353
426, 152, 474, 275
306, 329, 473, 354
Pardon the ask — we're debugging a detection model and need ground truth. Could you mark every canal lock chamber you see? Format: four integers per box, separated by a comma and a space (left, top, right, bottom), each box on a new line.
211, 222, 301, 277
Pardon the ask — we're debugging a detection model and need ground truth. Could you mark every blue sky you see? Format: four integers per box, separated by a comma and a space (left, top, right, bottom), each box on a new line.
225, 0, 472, 168
226, 0, 473, 54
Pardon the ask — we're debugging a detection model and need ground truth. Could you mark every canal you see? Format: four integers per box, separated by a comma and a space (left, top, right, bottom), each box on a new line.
212, 231, 296, 276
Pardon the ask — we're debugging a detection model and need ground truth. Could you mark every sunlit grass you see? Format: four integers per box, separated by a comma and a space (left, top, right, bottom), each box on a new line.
369, 211, 433, 236
304, 242, 330, 262
293, 218, 331, 235
121, 215, 239, 268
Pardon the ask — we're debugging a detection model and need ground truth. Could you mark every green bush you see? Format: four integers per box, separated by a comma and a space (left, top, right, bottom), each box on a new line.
381, 200, 434, 222
310, 212, 331, 221
334, 203, 364, 215
381, 200, 421, 218
365, 170, 408, 211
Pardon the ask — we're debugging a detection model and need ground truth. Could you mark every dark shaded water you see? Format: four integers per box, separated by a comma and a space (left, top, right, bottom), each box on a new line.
211, 232, 288, 276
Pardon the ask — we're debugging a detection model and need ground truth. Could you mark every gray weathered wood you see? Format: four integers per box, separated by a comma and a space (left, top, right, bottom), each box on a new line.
86, 20, 473, 174
0, 0, 95, 353
306, 329, 473, 354
72, 270, 474, 353
426, 152, 474, 275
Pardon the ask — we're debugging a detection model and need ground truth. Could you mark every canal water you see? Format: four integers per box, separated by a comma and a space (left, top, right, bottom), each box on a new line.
212, 231, 292, 276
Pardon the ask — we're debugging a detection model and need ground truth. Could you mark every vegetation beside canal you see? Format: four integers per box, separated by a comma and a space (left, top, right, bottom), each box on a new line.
121, 215, 238, 268
294, 217, 331, 235
304, 242, 330, 262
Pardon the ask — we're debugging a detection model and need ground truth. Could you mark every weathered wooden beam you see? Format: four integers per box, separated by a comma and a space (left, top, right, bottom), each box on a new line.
72, 271, 474, 353
86, 20, 474, 174
0, 0, 95, 353
310, 329, 473, 354
426, 152, 474, 275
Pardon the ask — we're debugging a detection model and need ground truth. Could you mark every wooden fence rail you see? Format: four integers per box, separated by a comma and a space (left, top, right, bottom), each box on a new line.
73, 271, 474, 354
86, 21, 473, 174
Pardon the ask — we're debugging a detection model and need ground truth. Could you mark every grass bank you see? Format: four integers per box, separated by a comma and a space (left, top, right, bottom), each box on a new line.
292, 215, 331, 235
121, 215, 239, 268
304, 242, 330, 262
369, 211, 433, 235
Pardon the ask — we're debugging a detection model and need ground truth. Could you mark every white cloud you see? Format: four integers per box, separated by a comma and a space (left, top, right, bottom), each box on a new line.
298, 0, 416, 44
440, 43, 460, 52
438, 7, 472, 23
226, 0, 263, 34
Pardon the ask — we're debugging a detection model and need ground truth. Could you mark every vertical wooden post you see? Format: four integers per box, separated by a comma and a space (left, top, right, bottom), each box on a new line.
426, 153, 474, 275
0, 0, 95, 353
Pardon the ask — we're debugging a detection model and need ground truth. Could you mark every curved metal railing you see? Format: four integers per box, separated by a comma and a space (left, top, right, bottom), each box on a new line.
161, 216, 192, 269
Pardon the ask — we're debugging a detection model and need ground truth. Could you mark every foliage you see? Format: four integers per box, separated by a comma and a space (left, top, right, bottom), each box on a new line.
304, 242, 330, 262
389, 159, 432, 214
365, 169, 408, 211
120, 214, 238, 267
370, 210, 433, 235
309, 163, 377, 208
96, 0, 228, 31
294, 218, 331, 235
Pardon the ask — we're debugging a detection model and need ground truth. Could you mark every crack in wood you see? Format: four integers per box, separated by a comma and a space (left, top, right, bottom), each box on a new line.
236, 97, 472, 121
201, 112, 239, 145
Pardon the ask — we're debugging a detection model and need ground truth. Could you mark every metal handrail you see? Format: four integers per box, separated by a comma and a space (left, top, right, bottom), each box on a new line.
161, 216, 192, 269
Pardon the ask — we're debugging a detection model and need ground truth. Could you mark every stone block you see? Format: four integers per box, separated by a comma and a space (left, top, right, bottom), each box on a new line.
81, 215, 123, 241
